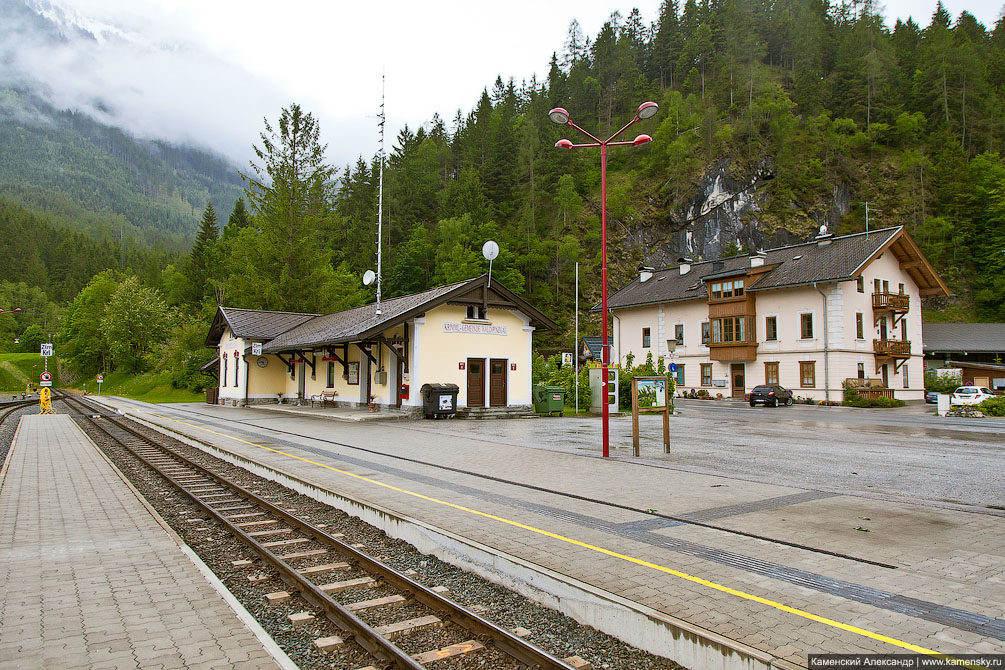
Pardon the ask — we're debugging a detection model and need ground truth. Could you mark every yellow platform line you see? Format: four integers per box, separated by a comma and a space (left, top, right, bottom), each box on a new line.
153, 412, 947, 657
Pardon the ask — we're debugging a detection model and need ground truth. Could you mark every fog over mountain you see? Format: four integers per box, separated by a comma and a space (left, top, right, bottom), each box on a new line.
0, 0, 289, 166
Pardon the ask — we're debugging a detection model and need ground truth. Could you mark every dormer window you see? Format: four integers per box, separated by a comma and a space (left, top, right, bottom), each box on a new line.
710, 279, 743, 301
466, 305, 487, 320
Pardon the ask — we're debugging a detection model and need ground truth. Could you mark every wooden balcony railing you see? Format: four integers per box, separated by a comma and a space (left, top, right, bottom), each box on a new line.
873, 339, 911, 357
872, 292, 910, 312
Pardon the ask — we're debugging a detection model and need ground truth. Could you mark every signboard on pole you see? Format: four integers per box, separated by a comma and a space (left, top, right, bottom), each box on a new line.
631, 376, 671, 457
97, 374, 103, 396
561, 352, 573, 367
40, 343, 53, 357
39, 371, 52, 387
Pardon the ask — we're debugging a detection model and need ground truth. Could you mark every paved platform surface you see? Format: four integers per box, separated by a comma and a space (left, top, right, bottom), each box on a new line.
97, 398, 1005, 666
0, 414, 282, 670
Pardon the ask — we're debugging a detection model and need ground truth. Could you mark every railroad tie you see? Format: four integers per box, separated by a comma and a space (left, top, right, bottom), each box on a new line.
260, 538, 310, 548
313, 636, 344, 652
277, 548, 327, 560
248, 528, 293, 537
412, 640, 485, 664
265, 591, 290, 603
289, 612, 315, 627
563, 656, 592, 669
317, 577, 376, 594
298, 562, 350, 575
374, 615, 442, 639
236, 519, 278, 528
346, 595, 407, 612
227, 512, 267, 520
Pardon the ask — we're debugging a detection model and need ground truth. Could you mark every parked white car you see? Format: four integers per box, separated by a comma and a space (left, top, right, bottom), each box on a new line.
950, 386, 995, 406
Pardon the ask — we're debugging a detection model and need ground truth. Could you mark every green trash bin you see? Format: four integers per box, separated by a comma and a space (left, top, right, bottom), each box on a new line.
533, 384, 565, 416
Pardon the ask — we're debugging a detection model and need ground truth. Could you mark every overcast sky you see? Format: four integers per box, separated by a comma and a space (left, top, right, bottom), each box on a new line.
5, 0, 1002, 171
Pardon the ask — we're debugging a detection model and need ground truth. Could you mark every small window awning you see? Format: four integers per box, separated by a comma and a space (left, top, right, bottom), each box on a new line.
199, 356, 220, 372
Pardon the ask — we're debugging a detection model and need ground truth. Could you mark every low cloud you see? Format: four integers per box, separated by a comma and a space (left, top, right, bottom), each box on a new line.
0, 0, 292, 166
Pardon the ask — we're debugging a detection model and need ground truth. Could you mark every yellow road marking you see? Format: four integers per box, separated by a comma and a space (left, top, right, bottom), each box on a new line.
151, 411, 949, 656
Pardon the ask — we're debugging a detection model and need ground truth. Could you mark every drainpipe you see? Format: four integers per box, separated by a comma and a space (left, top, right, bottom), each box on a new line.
813, 282, 830, 403
612, 311, 622, 366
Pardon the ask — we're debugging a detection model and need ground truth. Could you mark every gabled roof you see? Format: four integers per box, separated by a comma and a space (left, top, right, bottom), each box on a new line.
261, 275, 557, 354
606, 227, 948, 311
205, 307, 320, 347
923, 323, 1005, 353
581, 336, 603, 359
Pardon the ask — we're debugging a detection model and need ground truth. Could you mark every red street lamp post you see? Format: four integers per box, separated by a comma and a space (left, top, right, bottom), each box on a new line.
549, 101, 658, 458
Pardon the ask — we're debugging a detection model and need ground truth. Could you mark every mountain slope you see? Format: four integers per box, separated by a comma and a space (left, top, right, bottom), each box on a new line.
0, 87, 243, 248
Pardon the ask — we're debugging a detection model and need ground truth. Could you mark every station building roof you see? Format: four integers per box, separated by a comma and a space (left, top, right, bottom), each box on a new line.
205, 275, 557, 356
204, 307, 319, 347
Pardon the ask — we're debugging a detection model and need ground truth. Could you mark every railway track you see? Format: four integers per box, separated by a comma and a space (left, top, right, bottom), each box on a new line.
62, 394, 579, 670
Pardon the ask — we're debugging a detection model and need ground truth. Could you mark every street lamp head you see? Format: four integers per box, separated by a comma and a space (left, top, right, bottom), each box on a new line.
555, 139, 574, 149
548, 107, 571, 125
636, 101, 659, 120
632, 134, 653, 146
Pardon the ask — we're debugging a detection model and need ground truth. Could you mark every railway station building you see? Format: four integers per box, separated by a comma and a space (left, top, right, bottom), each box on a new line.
203, 275, 556, 413
606, 226, 949, 402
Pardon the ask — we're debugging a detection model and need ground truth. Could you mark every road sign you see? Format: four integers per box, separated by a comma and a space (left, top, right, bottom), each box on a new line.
40, 343, 53, 357
96, 374, 104, 383
39, 371, 52, 387
669, 362, 677, 373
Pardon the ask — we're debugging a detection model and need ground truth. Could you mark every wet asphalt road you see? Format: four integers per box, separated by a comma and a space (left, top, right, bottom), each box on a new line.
405, 400, 1004, 511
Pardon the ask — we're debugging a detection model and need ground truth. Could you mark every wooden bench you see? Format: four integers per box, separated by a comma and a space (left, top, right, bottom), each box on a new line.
311, 390, 338, 408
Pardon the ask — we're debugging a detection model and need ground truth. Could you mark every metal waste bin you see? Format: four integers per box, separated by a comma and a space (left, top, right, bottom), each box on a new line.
420, 383, 459, 419
533, 384, 566, 416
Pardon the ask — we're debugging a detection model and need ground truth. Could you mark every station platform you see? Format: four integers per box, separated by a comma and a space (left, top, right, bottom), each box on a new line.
91, 398, 1005, 669
0, 414, 289, 670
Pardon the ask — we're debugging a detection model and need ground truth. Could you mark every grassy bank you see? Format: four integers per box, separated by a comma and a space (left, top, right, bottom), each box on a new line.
0, 354, 205, 403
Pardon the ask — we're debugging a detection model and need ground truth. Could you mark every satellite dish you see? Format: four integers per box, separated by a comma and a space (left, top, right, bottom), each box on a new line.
362, 270, 376, 286
482, 240, 499, 261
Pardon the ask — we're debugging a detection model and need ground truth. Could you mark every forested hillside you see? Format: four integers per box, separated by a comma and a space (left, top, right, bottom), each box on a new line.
2, 0, 1004, 383
320, 0, 1005, 334
0, 88, 244, 248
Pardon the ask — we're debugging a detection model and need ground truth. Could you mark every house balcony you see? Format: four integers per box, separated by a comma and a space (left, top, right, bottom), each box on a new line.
872, 292, 910, 313
873, 338, 911, 373
873, 339, 911, 357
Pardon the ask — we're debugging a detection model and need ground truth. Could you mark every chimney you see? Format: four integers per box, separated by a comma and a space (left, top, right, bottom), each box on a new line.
678, 257, 693, 276
750, 251, 766, 268
815, 223, 833, 247
639, 265, 655, 283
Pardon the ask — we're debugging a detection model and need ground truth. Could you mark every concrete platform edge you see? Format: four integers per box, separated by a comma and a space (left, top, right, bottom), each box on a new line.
180, 544, 300, 670
128, 410, 801, 670
0, 415, 24, 493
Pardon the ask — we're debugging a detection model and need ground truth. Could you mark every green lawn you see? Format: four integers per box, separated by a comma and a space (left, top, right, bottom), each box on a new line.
76, 369, 205, 403
0, 354, 205, 403
0, 353, 54, 393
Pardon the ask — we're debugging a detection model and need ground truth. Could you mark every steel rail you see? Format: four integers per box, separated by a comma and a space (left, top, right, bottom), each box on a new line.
66, 395, 573, 670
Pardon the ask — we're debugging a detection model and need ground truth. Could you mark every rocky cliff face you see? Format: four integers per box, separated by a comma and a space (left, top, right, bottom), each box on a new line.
627, 158, 853, 267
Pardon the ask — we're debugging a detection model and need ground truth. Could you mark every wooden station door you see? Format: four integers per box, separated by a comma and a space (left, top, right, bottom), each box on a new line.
731, 363, 745, 399
467, 358, 485, 407
489, 358, 508, 407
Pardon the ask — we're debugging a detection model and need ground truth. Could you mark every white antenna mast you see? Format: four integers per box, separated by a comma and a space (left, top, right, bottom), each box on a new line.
376, 73, 386, 316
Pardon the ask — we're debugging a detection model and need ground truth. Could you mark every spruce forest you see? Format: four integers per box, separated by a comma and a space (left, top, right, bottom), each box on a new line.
1, 0, 1004, 386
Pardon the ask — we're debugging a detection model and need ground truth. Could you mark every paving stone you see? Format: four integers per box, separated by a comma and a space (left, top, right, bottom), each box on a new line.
0, 416, 281, 670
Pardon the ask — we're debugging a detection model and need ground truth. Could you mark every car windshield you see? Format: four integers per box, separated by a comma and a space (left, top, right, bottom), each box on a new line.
955, 387, 977, 394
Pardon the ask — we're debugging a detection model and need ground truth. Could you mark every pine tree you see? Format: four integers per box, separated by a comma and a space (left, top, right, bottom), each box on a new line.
186, 202, 218, 303
227, 197, 252, 230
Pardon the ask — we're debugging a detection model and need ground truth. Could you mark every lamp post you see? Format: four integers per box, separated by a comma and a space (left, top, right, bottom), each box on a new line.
549, 102, 658, 458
